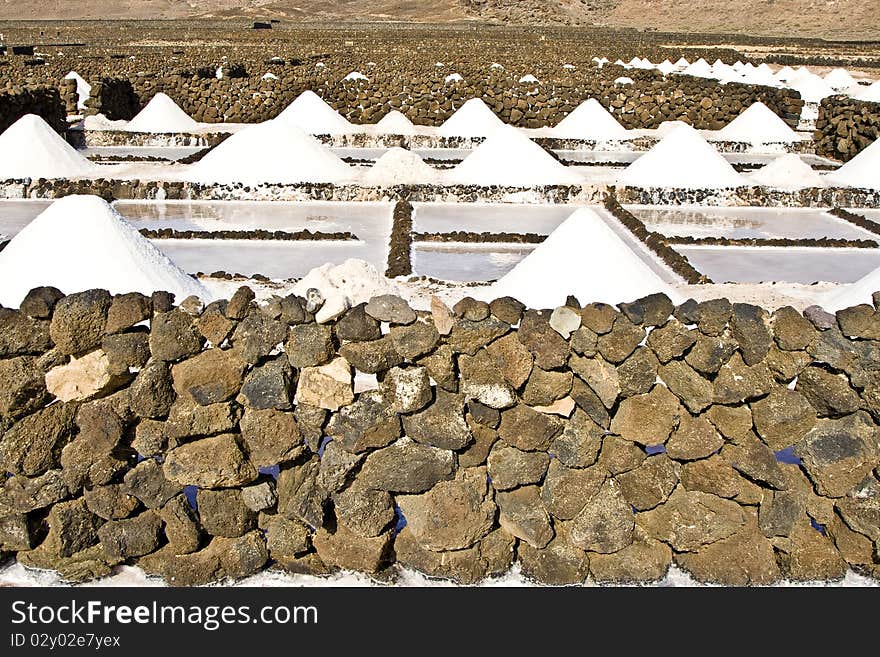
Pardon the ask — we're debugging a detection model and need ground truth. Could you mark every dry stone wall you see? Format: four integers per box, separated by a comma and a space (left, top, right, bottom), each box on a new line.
816, 95, 880, 162
0, 85, 66, 135
1, 285, 879, 586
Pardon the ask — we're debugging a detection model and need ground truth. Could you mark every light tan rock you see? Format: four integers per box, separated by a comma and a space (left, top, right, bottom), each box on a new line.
295, 357, 354, 411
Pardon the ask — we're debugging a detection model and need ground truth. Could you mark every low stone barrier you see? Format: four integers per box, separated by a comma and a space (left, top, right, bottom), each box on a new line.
1, 285, 878, 585
816, 95, 880, 162
0, 85, 66, 135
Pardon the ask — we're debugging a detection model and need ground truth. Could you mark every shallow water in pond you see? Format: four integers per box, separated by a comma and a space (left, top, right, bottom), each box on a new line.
412, 242, 536, 282
412, 202, 576, 234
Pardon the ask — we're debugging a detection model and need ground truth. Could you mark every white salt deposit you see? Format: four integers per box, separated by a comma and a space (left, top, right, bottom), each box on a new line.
374, 110, 416, 135
445, 125, 583, 186
821, 265, 880, 311
0, 114, 97, 180
0, 195, 207, 307
614, 77, 634, 85
775, 65, 796, 82
63, 71, 91, 110
552, 98, 629, 140
343, 71, 369, 82
519, 74, 540, 84
748, 154, 826, 190
262, 72, 278, 80
562, 63, 576, 70
125, 93, 199, 133
655, 59, 676, 75
445, 73, 464, 84
490, 62, 504, 70
855, 81, 880, 102
275, 90, 354, 135
825, 68, 857, 90
683, 58, 713, 78
481, 208, 681, 307
674, 57, 690, 69
714, 102, 800, 143
187, 120, 352, 185
791, 74, 835, 102
617, 124, 748, 189
824, 137, 880, 189
438, 98, 505, 138
290, 259, 394, 317
361, 147, 440, 185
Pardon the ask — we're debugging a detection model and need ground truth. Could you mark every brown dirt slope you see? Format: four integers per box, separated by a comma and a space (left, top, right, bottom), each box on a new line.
1, 0, 878, 39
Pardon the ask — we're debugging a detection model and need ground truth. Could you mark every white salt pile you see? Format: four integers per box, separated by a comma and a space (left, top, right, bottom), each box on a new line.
825, 68, 857, 91
374, 110, 416, 135
617, 124, 748, 189
674, 57, 690, 69
0, 195, 207, 307
820, 266, 880, 311
445, 73, 464, 84
125, 93, 199, 133
614, 77, 634, 85
438, 98, 505, 138
490, 63, 504, 70
791, 74, 835, 102
655, 59, 676, 75
290, 259, 394, 322
775, 66, 796, 82
343, 71, 369, 82
275, 90, 354, 135
683, 59, 713, 78
187, 120, 352, 185
855, 81, 880, 102
262, 72, 278, 80
481, 208, 681, 308
63, 71, 91, 110
519, 74, 540, 84
0, 114, 97, 180
824, 137, 880, 189
748, 154, 826, 190
361, 148, 440, 185
714, 102, 800, 143
552, 98, 628, 140
445, 125, 583, 186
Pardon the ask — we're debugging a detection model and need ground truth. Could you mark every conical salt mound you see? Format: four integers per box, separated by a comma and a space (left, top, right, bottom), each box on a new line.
275, 90, 354, 135
362, 148, 440, 185
715, 102, 799, 143
825, 68, 857, 90
438, 98, 505, 138
0, 195, 208, 307
126, 93, 199, 133
446, 125, 583, 186
825, 137, 880, 190
855, 81, 880, 102
0, 114, 97, 180
552, 98, 628, 140
617, 124, 747, 189
480, 208, 681, 308
374, 110, 416, 135
820, 267, 880, 312
187, 120, 352, 185
749, 154, 825, 190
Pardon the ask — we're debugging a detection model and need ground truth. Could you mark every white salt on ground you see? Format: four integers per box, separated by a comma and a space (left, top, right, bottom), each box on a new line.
361, 147, 440, 185
445, 125, 584, 186
480, 207, 682, 308
820, 264, 880, 312
186, 120, 352, 185
824, 137, 880, 189
289, 259, 395, 321
438, 98, 505, 138
0, 114, 98, 180
63, 71, 91, 110
551, 98, 629, 140
373, 110, 417, 135
125, 93, 200, 133
748, 154, 826, 190
617, 123, 748, 189
0, 195, 207, 307
714, 102, 802, 143
275, 90, 354, 135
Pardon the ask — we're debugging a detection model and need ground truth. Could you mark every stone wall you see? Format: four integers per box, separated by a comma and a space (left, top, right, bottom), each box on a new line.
1, 285, 879, 586
83, 70, 803, 130
0, 85, 66, 135
816, 95, 880, 162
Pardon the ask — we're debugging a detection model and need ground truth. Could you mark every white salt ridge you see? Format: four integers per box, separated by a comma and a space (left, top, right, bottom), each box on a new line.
438, 98, 505, 138
275, 90, 354, 135
481, 208, 681, 308
714, 102, 800, 143
552, 98, 629, 140
748, 154, 826, 190
63, 71, 91, 110
824, 137, 880, 190
445, 124, 583, 186
617, 124, 748, 189
374, 110, 416, 135
361, 148, 440, 185
125, 93, 199, 133
855, 81, 880, 102
0, 195, 207, 307
0, 114, 97, 180
187, 120, 352, 185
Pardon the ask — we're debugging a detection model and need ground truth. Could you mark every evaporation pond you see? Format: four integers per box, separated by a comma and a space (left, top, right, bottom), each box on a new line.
0, 200, 54, 238
628, 206, 876, 240
412, 242, 535, 282
675, 245, 880, 283
412, 202, 576, 234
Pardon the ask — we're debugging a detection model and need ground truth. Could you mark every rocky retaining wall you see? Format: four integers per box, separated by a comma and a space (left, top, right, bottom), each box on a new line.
0, 85, 66, 135
1, 286, 879, 586
82, 70, 802, 131
816, 95, 880, 162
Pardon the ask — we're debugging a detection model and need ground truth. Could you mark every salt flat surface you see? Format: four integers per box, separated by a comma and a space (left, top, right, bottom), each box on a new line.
412, 202, 575, 233
628, 205, 876, 240
0, 199, 54, 238
156, 238, 385, 279
114, 200, 393, 235
676, 245, 880, 284
851, 208, 880, 222
412, 242, 535, 282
